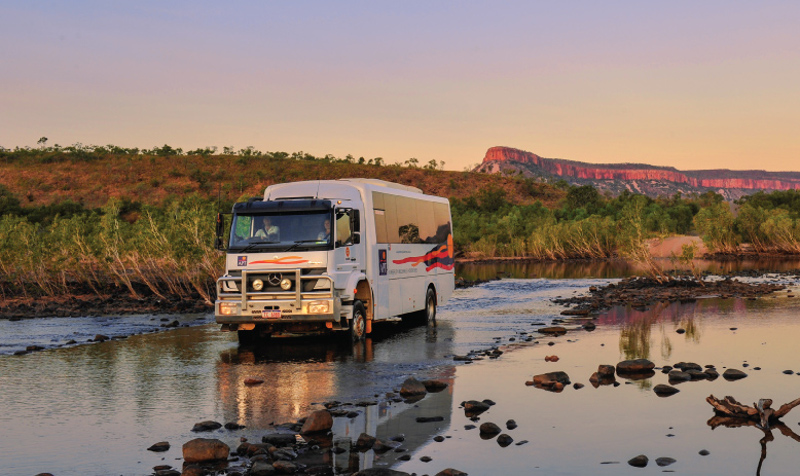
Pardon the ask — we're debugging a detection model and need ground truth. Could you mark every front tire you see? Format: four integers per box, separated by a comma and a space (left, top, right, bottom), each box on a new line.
350, 301, 366, 342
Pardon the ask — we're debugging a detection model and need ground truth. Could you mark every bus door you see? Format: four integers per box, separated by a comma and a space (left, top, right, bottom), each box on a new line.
333, 208, 363, 280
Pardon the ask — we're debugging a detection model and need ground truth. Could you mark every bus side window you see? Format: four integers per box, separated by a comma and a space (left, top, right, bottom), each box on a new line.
335, 210, 353, 247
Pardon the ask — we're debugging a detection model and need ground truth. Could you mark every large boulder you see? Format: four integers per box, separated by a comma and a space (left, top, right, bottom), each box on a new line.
182, 438, 230, 463
300, 409, 333, 434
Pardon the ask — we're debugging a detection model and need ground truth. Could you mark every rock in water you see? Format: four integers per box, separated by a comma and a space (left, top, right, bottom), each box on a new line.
616, 359, 655, 374
422, 379, 449, 392
497, 434, 514, 447
628, 454, 649, 467
722, 369, 748, 381
300, 409, 333, 434
147, 441, 170, 452
668, 370, 691, 383
435, 470, 468, 476
655, 457, 676, 467
250, 461, 276, 476
479, 422, 502, 436
356, 433, 377, 450
353, 469, 412, 476
532, 371, 571, 390
653, 384, 680, 397
399, 377, 428, 396
597, 365, 616, 378
462, 400, 491, 416
191, 420, 222, 432
538, 326, 567, 336
182, 438, 230, 463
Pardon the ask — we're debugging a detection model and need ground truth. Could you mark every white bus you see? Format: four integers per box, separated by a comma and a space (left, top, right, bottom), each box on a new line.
214, 178, 455, 342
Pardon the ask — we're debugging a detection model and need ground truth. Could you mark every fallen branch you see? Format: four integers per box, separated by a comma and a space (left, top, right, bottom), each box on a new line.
707, 395, 800, 429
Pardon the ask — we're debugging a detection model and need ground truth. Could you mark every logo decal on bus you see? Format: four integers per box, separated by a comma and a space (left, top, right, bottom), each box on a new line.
392, 235, 455, 272
237, 256, 247, 266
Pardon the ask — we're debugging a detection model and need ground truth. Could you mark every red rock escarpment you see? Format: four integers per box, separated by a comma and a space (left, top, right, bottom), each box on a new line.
480, 146, 800, 191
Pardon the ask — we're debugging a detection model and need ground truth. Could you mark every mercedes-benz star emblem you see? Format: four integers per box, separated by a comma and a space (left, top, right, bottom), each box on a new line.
267, 273, 282, 286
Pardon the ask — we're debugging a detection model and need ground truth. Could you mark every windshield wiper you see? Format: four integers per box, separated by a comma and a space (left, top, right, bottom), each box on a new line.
283, 239, 324, 253
236, 240, 279, 253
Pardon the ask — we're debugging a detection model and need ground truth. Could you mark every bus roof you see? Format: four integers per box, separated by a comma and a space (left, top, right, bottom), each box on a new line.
338, 178, 422, 194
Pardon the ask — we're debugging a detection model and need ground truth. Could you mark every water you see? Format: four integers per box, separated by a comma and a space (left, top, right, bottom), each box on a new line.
1, 263, 800, 475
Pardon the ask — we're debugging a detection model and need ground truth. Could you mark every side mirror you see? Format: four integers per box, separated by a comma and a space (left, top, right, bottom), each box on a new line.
215, 213, 227, 251
351, 209, 360, 233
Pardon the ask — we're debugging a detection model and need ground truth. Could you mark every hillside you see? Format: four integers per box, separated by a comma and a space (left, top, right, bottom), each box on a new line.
476, 146, 800, 200
0, 150, 564, 209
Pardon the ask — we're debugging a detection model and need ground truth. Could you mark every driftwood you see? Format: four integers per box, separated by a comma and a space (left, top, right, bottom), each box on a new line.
706, 395, 800, 429
708, 396, 800, 476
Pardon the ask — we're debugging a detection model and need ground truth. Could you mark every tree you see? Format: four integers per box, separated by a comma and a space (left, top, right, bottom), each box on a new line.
694, 202, 738, 253
37, 137, 48, 147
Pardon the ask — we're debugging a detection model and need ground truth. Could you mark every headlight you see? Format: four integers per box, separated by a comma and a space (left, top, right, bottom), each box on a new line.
252, 279, 264, 291
308, 300, 331, 314
219, 302, 240, 316
280, 278, 292, 290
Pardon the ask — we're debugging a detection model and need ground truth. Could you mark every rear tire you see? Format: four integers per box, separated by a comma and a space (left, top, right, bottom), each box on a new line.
350, 301, 366, 342
423, 286, 436, 323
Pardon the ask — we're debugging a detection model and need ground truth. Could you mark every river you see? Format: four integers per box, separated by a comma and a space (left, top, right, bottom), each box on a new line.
1, 262, 800, 475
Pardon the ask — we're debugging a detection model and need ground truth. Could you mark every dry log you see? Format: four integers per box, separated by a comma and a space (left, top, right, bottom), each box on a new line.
707, 395, 800, 430
774, 397, 800, 419
706, 395, 759, 419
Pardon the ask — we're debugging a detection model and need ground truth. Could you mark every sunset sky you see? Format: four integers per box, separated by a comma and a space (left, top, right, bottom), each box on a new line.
2, 1, 799, 171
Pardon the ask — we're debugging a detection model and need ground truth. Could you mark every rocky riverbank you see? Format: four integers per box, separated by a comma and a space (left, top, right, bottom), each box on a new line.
553, 275, 790, 315
0, 281, 211, 320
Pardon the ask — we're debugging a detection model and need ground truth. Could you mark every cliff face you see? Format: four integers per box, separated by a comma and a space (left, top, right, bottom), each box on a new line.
477, 146, 800, 199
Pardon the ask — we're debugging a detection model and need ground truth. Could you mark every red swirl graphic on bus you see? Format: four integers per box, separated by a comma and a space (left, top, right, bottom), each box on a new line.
250, 256, 309, 265
391, 235, 455, 272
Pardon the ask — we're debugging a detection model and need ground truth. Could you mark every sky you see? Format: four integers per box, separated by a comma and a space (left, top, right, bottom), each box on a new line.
1, 1, 799, 171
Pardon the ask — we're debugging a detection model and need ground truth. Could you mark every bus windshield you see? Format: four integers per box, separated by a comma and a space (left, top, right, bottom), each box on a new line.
229, 210, 332, 251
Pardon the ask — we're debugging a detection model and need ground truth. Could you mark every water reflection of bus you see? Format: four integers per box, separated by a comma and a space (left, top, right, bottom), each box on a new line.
213, 320, 456, 473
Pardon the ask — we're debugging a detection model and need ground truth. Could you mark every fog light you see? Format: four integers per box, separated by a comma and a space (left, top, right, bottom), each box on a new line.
309, 301, 330, 314
219, 302, 240, 316
280, 278, 292, 290
252, 279, 264, 291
